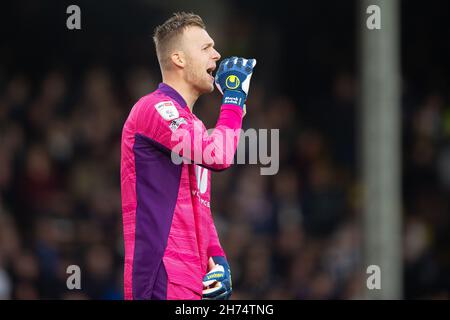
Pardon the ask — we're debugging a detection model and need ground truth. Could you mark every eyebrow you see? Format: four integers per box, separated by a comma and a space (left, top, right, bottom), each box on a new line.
203, 42, 215, 48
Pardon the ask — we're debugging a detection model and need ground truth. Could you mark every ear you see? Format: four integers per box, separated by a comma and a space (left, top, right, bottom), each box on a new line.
170, 51, 185, 68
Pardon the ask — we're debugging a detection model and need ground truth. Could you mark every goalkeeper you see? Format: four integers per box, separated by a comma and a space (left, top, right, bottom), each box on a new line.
120, 12, 256, 300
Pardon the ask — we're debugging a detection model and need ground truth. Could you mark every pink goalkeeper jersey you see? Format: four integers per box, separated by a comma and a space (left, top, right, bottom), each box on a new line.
121, 83, 243, 300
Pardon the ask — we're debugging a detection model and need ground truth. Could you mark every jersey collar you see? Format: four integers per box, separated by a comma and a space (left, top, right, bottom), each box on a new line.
158, 83, 187, 108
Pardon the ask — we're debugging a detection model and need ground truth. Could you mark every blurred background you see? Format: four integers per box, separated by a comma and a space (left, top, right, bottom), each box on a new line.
0, 0, 450, 299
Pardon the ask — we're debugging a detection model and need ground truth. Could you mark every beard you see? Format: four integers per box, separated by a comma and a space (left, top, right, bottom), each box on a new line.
184, 59, 214, 95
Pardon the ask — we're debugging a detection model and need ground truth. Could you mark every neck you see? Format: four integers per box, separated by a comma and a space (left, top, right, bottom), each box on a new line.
162, 74, 199, 112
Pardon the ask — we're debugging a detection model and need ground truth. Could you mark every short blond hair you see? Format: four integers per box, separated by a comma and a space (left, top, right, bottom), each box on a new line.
153, 12, 206, 70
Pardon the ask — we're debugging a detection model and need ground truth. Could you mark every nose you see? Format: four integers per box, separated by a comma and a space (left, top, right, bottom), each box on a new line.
212, 48, 221, 61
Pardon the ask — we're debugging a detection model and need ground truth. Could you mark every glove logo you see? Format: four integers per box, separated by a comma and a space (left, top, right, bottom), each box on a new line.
225, 75, 240, 90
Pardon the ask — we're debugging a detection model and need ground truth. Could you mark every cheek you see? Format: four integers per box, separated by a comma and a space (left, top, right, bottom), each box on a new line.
189, 65, 203, 81
186, 57, 200, 74
185, 55, 208, 83
184, 61, 196, 80
192, 63, 206, 80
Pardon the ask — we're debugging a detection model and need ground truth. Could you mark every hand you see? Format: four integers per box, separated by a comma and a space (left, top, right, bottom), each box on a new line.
202, 256, 232, 300
215, 57, 257, 109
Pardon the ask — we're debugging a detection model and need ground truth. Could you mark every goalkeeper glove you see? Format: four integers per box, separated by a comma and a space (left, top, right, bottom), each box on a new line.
215, 57, 257, 109
202, 256, 232, 300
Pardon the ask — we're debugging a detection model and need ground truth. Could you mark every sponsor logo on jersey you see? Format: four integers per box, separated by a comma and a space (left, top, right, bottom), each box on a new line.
155, 101, 179, 120
169, 117, 187, 132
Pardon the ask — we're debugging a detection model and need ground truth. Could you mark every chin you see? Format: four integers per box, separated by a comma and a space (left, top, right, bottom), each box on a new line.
199, 83, 214, 94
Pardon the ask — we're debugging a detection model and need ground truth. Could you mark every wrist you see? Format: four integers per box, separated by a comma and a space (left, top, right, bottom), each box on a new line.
212, 256, 228, 267
222, 90, 246, 108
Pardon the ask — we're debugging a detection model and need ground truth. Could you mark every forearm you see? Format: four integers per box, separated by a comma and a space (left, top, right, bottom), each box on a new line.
171, 104, 243, 171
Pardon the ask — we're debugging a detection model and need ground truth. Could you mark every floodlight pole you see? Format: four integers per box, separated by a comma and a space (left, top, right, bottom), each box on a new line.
359, 0, 402, 299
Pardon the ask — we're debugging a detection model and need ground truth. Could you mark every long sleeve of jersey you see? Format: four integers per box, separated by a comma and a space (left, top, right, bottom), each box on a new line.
207, 213, 226, 258
134, 99, 243, 171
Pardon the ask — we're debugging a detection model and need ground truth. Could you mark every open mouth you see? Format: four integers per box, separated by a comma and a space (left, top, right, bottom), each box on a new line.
206, 66, 215, 77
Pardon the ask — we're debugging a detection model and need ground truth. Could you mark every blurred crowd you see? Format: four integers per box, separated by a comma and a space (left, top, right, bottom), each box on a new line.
0, 68, 127, 299
0, 62, 448, 300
